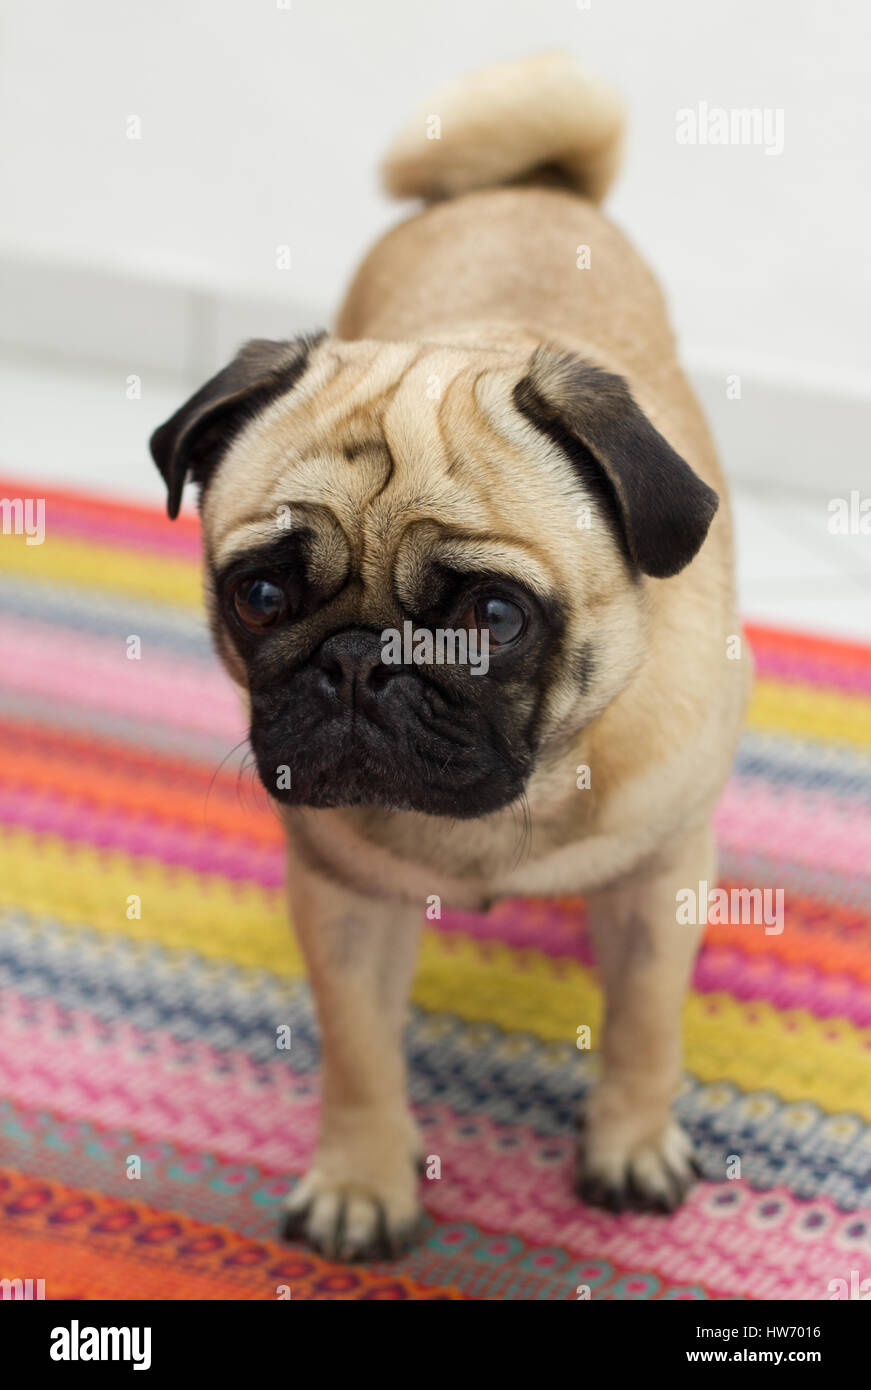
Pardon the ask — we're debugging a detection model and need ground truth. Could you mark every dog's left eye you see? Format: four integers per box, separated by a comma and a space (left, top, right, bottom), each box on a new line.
233, 577, 288, 631
461, 595, 526, 646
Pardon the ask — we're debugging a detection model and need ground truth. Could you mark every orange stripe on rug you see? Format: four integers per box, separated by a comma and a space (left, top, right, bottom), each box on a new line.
0, 1170, 465, 1301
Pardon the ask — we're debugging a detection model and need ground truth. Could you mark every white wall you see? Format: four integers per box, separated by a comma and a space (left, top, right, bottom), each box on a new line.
2, 0, 869, 390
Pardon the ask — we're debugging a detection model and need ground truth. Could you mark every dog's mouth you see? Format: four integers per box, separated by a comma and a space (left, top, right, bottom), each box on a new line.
250, 709, 529, 819
242, 625, 536, 819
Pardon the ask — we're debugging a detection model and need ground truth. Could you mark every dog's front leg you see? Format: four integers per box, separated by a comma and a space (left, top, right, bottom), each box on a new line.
576, 823, 712, 1212
281, 833, 425, 1259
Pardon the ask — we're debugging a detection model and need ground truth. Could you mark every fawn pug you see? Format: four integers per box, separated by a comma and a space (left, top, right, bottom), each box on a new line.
151, 52, 749, 1259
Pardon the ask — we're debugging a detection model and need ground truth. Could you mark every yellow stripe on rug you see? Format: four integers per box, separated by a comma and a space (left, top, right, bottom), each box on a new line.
750, 678, 871, 748
3, 828, 869, 1118
0, 536, 202, 609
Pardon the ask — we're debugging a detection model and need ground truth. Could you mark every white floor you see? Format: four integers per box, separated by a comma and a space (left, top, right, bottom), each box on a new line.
1, 353, 869, 641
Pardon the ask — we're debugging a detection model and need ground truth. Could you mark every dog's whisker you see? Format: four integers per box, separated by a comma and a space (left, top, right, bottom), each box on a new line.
204, 737, 251, 823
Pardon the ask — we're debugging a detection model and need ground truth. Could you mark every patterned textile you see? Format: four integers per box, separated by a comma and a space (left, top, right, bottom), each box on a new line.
0, 478, 869, 1300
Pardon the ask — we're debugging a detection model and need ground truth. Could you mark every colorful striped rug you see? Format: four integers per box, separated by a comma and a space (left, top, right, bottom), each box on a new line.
1, 478, 869, 1301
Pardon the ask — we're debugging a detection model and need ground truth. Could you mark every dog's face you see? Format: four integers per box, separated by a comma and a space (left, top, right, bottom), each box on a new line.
151, 335, 717, 818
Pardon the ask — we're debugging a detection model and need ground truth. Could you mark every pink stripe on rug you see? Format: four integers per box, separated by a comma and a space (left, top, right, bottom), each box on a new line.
39, 501, 202, 560
715, 776, 871, 878
0, 477, 200, 544
750, 639, 871, 696
0, 787, 283, 884
0, 617, 243, 737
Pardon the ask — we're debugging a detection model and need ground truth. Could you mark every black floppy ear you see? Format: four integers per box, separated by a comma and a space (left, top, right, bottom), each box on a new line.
149, 333, 324, 519
514, 348, 718, 578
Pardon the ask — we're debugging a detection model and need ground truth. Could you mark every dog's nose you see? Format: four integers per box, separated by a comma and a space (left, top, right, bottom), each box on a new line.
314, 630, 396, 712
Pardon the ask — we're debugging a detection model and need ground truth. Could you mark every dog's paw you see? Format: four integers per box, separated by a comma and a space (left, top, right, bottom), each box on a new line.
575, 1111, 701, 1214
281, 1112, 424, 1261
282, 1164, 423, 1260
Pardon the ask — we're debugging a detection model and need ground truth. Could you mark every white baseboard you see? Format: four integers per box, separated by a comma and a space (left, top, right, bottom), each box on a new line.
0, 253, 322, 384
2, 252, 866, 498
689, 352, 870, 498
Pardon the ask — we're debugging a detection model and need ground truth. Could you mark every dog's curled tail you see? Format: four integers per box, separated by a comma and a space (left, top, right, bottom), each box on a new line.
382, 51, 625, 206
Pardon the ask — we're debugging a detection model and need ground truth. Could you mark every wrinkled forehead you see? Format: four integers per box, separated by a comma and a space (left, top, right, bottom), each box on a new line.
202, 339, 571, 596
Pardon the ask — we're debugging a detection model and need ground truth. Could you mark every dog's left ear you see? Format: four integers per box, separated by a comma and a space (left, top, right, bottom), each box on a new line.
150, 333, 324, 519
514, 348, 718, 577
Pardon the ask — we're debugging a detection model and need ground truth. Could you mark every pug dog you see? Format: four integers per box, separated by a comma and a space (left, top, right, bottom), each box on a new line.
150, 52, 750, 1260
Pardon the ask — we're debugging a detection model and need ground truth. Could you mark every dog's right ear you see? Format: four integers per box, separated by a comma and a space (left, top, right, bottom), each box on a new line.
149, 333, 324, 519
514, 348, 718, 578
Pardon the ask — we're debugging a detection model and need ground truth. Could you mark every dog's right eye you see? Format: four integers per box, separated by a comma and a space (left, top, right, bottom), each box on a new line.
233, 577, 288, 632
